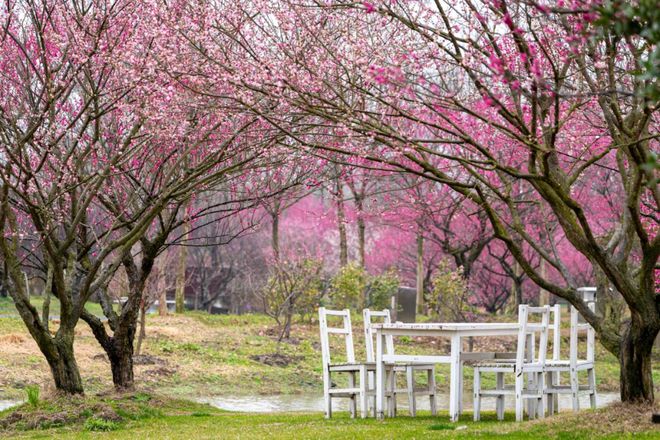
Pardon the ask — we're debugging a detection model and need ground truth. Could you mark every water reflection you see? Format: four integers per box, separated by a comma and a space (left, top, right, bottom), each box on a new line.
0, 400, 21, 411
198, 392, 619, 413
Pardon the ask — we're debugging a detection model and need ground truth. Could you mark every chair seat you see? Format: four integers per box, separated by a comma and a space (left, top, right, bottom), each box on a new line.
545, 360, 594, 371
545, 384, 596, 394
329, 362, 434, 373
474, 360, 545, 372
391, 363, 435, 371
328, 362, 377, 372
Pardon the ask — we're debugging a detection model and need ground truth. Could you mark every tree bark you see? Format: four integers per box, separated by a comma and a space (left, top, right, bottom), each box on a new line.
619, 311, 659, 402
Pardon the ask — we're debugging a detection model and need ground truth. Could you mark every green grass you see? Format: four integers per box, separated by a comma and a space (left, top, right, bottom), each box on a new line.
0, 395, 658, 440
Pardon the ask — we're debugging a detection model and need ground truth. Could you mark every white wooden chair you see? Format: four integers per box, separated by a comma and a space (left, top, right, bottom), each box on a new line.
473, 305, 550, 422
363, 309, 437, 417
318, 307, 382, 419
545, 301, 597, 414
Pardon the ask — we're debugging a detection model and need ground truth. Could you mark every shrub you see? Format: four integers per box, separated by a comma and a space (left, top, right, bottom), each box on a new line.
261, 257, 325, 341
330, 264, 400, 310
83, 417, 121, 432
365, 269, 399, 310
25, 385, 39, 407
427, 260, 476, 321
329, 263, 367, 309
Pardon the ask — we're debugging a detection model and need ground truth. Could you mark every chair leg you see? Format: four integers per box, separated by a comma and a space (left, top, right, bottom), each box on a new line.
515, 373, 524, 422
570, 368, 579, 412
324, 371, 332, 419
588, 368, 597, 410
359, 366, 368, 419
324, 392, 332, 419
473, 368, 481, 422
368, 370, 376, 417
459, 361, 464, 415
526, 372, 536, 419
537, 372, 545, 419
496, 372, 505, 421
386, 370, 396, 418
406, 367, 416, 417
428, 367, 437, 416
348, 371, 357, 418
553, 371, 560, 414
545, 372, 553, 416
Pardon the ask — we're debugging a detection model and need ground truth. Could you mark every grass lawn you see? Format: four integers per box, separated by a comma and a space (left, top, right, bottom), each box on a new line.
0, 393, 657, 440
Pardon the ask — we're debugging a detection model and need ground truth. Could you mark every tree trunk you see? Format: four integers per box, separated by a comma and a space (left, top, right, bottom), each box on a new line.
23, 272, 30, 300
10, 284, 84, 395
158, 287, 167, 316
84, 298, 140, 391
42, 265, 53, 330
135, 299, 147, 356
175, 229, 188, 314
416, 231, 424, 315
538, 259, 549, 305
336, 184, 348, 267
619, 312, 659, 402
357, 217, 365, 266
0, 261, 8, 298
108, 338, 135, 391
355, 196, 366, 269
47, 335, 84, 395
514, 278, 523, 309
272, 211, 280, 261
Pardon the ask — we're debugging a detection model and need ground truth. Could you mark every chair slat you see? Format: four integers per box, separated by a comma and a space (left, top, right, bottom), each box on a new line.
326, 327, 350, 334
323, 310, 351, 316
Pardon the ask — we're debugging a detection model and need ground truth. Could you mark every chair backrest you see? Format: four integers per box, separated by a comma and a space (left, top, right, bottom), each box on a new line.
363, 309, 395, 362
570, 298, 596, 365
318, 307, 355, 367
548, 299, 596, 365
515, 305, 550, 371
550, 304, 562, 361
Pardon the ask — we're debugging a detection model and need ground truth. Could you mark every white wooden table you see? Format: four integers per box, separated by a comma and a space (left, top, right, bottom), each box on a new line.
373, 322, 521, 422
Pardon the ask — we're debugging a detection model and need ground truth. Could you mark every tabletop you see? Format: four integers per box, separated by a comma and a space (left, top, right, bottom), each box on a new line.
371, 322, 521, 331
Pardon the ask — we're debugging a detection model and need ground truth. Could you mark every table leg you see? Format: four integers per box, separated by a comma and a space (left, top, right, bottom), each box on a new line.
376, 329, 385, 420
459, 360, 464, 415
449, 334, 461, 422
526, 333, 535, 418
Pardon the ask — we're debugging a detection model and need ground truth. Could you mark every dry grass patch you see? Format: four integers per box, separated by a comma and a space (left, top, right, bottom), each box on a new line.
530, 402, 658, 436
